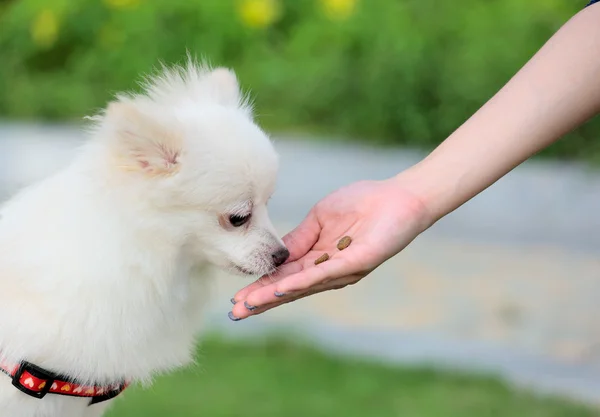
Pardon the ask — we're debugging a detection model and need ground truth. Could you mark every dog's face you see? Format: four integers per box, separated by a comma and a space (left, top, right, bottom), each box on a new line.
175, 105, 289, 277
175, 106, 288, 277
96, 62, 289, 276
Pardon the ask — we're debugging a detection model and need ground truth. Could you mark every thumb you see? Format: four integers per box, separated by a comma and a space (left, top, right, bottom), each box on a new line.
282, 209, 321, 263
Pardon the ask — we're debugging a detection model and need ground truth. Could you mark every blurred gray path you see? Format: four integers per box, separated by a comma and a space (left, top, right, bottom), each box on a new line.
1, 122, 600, 406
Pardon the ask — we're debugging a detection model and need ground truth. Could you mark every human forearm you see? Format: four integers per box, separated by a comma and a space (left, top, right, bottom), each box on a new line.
399, 5, 600, 224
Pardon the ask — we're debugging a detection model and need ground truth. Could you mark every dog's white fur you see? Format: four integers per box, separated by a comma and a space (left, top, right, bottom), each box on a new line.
0, 60, 285, 417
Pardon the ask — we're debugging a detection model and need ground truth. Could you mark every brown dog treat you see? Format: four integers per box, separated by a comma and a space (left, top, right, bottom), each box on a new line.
314, 253, 329, 265
337, 236, 352, 251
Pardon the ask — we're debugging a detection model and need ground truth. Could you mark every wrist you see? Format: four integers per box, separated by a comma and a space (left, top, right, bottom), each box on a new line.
390, 156, 460, 226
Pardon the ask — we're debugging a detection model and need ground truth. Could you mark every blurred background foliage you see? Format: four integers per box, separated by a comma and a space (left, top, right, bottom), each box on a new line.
0, 0, 598, 161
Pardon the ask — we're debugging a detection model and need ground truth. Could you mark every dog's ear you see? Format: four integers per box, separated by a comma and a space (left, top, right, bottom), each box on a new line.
204, 67, 242, 107
105, 101, 182, 176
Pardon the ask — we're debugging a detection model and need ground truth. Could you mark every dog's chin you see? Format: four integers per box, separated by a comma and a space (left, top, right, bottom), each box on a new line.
231, 264, 275, 277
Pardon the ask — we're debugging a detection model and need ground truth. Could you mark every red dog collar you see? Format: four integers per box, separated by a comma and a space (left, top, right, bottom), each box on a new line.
0, 360, 128, 405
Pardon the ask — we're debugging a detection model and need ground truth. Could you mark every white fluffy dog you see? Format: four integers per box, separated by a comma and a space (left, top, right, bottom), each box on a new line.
0, 60, 288, 417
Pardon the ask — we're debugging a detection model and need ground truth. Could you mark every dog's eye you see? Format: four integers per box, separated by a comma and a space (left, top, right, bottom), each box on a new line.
229, 214, 251, 227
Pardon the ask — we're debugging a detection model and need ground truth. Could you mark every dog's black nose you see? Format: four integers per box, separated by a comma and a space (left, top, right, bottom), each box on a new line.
272, 248, 290, 267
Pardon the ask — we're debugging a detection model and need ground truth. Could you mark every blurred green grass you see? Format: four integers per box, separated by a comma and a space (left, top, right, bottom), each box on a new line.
1, 0, 599, 162
105, 335, 599, 417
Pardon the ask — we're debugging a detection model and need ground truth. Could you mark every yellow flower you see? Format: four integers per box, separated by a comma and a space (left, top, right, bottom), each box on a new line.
320, 0, 357, 21
30, 10, 59, 48
103, 0, 140, 10
238, 0, 281, 29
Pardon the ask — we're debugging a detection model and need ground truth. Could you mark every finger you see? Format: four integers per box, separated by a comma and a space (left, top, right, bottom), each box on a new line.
231, 276, 361, 320
239, 250, 333, 307
231, 260, 306, 303
233, 250, 329, 305
281, 209, 321, 263
262, 275, 361, 309
260, 275, 360, 311
272, 246, 364, 295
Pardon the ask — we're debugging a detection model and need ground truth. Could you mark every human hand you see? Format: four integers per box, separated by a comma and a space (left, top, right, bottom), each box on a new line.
228, 177, 432, 321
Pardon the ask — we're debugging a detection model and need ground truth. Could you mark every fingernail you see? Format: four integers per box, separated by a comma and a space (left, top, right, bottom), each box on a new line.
228, 311, 241, 322
274, 291, 286, 297
244, 301, 256, 311
230, 298, 237, 305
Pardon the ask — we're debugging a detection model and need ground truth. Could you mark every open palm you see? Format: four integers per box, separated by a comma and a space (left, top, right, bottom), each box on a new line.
230, 178, 431, 320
